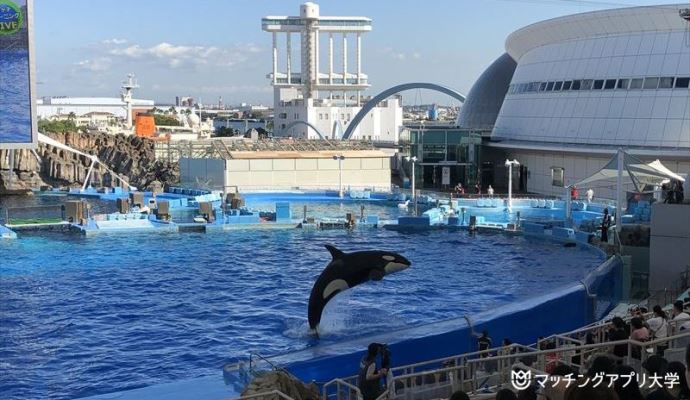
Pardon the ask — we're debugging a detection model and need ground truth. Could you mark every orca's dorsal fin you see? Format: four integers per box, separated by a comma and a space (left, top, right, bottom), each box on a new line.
325, 244, 345, 260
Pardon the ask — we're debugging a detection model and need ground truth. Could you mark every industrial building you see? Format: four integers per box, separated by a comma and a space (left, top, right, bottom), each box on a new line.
458, 4, 690, 198
178, 139, 391, 192
263, 2, 403, 141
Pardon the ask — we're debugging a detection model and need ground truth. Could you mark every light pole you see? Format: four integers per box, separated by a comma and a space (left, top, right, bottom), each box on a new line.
333, 155, 345, 198
504, 159, 520, 211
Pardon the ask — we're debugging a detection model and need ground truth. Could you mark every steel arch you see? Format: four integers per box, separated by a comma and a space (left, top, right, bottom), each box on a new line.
341, 83, 466, 140
284, 120, 326, 139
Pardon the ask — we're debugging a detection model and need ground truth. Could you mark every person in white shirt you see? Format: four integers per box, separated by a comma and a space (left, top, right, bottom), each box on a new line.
648, 305, 669, 338
672, 300, 690, 331
487, 185, 494, 197
586, 188, 594, 203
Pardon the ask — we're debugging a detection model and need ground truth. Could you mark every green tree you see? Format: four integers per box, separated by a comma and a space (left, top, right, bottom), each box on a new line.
154, 114, 182, 126
67, 112, 76, 121
38, 119, 78, 134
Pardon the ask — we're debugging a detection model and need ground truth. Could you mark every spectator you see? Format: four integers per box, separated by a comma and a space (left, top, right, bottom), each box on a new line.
673, 300, 690, 331
358, 343, 387, 400
600, 208, 611, 243
586, 188, 594, 203
686, 344, 690, 393
630, 317, 650, 341
564, 379, 619, 400
474, 329, 492, 357
630, 317, 650, 359
475, 183, 482, 195
496, 388, 517, 400
647, 305, 669, 355
570, 186, 579, 200
608, 317, 628, 358
642, 355, 669, 399
543, 364, 574, 400
588, 355, 615, 377
487, 185, 495, 197
448, 390, 470, 400
613, 365, 644, 400
517, 386, 537, 400
666, 361, 690, 399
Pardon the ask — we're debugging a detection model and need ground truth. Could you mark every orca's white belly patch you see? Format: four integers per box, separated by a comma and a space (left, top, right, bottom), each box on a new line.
323, 279, 349, 299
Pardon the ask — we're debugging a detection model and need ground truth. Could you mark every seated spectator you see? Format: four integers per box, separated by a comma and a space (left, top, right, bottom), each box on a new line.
543, 364, 574, 400
588, 355, 615, 377
448, 390, 470, 400
613, 365, 644, 400
516, 386, 537, 400
563, 379, 619, 400
666, 361, 690, 399
642, 355, 669, 398
496, 388, 517, 400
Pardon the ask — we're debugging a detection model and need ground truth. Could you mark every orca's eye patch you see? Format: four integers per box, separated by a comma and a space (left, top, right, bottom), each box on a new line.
382, 255, 395, 261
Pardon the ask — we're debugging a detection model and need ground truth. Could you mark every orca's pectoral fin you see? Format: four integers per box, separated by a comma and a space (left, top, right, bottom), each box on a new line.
369, 269, 385, 281
325, 244, 345, 260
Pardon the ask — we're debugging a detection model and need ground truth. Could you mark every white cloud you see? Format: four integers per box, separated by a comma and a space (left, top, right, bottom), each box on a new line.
413, 52, 421, 59
106, 41, 264, 69
75, 57, 112, 72
102, 38, 127, 45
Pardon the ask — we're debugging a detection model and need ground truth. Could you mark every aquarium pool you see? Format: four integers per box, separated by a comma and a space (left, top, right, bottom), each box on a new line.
0, 222, 605, 400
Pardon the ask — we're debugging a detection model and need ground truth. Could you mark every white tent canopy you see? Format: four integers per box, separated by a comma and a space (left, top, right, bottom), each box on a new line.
569, 149, 685, 192
566, 149, 684, 232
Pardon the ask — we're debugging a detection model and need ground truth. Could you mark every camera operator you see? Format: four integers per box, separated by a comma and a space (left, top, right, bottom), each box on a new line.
358, 343, 389, 400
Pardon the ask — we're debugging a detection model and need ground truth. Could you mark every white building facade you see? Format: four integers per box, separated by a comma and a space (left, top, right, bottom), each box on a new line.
37, 97, 155, 120
262, 2, 403, 141
460, 4, 690, 198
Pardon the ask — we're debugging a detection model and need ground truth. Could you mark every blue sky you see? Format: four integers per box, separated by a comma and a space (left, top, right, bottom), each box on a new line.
34, 0, 673, 105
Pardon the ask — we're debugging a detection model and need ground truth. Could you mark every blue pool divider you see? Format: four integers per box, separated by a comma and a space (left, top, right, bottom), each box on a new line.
266, 254, 622, 384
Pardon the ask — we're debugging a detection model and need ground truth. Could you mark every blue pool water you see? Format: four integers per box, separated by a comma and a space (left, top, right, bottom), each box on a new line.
0, 209, 605, 400
0, 49, 33, 144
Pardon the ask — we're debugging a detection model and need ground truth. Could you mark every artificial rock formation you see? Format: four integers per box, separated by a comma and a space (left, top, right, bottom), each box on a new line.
0, 131, 179, 194
241, 371, 320, 400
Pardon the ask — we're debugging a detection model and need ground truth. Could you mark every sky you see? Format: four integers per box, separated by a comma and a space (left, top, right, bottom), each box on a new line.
34, 0, 679, 105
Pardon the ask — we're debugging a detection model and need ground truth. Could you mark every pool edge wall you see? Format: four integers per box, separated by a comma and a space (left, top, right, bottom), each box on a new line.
279, 255, 623, 383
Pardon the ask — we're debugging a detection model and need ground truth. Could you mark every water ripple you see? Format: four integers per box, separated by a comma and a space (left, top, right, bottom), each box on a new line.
0, 223, 603, 400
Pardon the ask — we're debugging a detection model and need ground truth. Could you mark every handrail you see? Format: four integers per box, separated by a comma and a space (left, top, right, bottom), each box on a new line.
322, 378, 364, 400
248, 352, 301, 383
364, 332, 690, 400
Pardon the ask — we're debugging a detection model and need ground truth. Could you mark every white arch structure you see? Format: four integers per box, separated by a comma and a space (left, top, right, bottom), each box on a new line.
342, 82, 467, 140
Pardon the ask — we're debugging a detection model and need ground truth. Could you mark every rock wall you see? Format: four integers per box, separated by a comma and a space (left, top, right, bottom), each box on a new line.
0, 132, 179, 194
241, 371, 320, 400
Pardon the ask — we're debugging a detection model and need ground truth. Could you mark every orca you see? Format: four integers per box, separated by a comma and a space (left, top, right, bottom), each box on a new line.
307, 244, 411, 332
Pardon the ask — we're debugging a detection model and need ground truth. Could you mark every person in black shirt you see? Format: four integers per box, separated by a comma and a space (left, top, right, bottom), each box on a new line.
600, 208, 611, 243
475, 330, 492, 357
608, 317, 628, 358
358, 343, 387, 400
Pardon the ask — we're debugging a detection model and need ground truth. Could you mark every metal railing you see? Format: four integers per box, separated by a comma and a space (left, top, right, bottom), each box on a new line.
322, 379, 364, 400
248, 352, 299, 381
230, 390, 296, 400
370, 332, 689, 399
